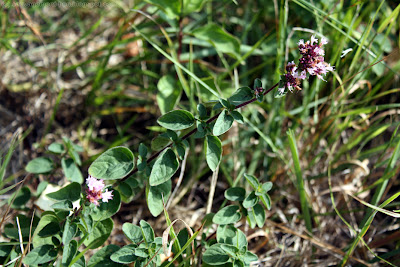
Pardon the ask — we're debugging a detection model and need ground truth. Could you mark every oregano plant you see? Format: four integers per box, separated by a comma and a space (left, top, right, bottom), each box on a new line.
6, 32, 334, 266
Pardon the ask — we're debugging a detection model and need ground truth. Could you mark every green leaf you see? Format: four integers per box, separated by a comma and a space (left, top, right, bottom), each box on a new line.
247, 208, 256, 229
259, 193, 272, 210
242, 251, 258, 264
233, 259, 245, 267
157, 110, 195, 131
175, 142, 186, 160
203, 244, 230, 265
193, 23, 241, 57
244, 174, 259, 189
48, 142, 65, 154
25, 157, 54, 174
138, 143, 148, 158
224, 187, 246, 202
242, 191, 258, 209
89, 146, 135, 180
84, 218, 113, 249
261, 182, 273, 193
118, 182, 133, 198
71, 255, 85, 267
149, 148, 179, 186
134, 247, 149, 258
88, 244, 122, 267
62, 217, 78, 245
197, 103, 207, 118
217, 224, 236, 244
122, 223, 143, 244
231, 111, 244, 124
253, 78, 262, 89
62, 158, 83, 184
10, 186, 31, 208
46, 182, 81, 202
146, 180, 171, 217
32, 213, 61, 247
91, 189, 121, 221
110, 245, 138, 264
213, 205, 242, 225
213, 110, 234, 136
63, 137, 82, 166
22, 244, 57, 265
253, 204, 266, 228
151, 136, 171, 151
183, 0, 205, 14
51, 200, 73, 210
140, 220, 155, 244
228, 87, 253, 106
146, 0, 181, 18
217, 225, 247, 249
35, 181, 48, 196
221, 244, 238, 257
234, 229, 248, 250
157, 75, 182, 114
62, 239, 78, 266
205, 135, 222, 171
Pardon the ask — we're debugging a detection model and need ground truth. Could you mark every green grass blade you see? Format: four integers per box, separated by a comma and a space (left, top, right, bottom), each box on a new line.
341, 130, 400, 265
287, 129, 313, 234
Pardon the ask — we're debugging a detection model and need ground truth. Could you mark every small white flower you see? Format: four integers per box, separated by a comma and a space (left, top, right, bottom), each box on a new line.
314, 47, 325, 56
310, 35, 318, 45
321, 37, 328, 45
298, 39, 305, 46
341, 48, 353, 58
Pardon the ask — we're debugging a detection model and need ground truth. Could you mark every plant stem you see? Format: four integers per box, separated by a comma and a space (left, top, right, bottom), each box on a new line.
115, 82, 279, 186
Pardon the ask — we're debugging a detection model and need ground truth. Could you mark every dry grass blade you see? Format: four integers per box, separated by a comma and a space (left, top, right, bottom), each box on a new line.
347, 192, 400, 218
162, 219, 195, 258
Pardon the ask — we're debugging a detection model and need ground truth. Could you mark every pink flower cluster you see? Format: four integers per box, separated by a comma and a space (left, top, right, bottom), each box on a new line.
86, 175, 113, 206
278, 35, 334, 96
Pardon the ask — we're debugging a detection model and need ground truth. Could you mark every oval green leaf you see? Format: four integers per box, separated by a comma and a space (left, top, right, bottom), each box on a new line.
224, 187, 246, 202
88, 244, 121, 267
213, 205, 242, 225
157, 110, 195, 131
84, 218, 113, 249
46, 182, 81, 202
110, 246, 137, 264
149, 148, 179, 186
242, 191, 258, 209
157, 75, 182, 114
62, 158, 83, 184
22, 244, 57, 265
213, 110, 234, 136
203, 244, 230, 265
205, 135, 222, 171
25, 157, 54, 174
122, 223, 143, 244
89, 146, 135, 180
193, 23, 241, 57
146, 180, 171, 217
91, 189, 121, 221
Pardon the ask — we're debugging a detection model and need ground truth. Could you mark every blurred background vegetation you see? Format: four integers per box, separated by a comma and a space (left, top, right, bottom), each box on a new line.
1, 0, 400, 265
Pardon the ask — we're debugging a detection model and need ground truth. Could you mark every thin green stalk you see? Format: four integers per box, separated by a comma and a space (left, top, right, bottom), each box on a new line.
287, 129, 313, 234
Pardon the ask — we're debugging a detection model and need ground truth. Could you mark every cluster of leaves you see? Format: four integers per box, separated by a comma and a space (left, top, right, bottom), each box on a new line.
203, 174, 272, 266
1, 79, 271, 266
26, 137, 84, 183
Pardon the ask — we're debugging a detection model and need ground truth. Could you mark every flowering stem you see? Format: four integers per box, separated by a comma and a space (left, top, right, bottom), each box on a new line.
115, 82, 279, 187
